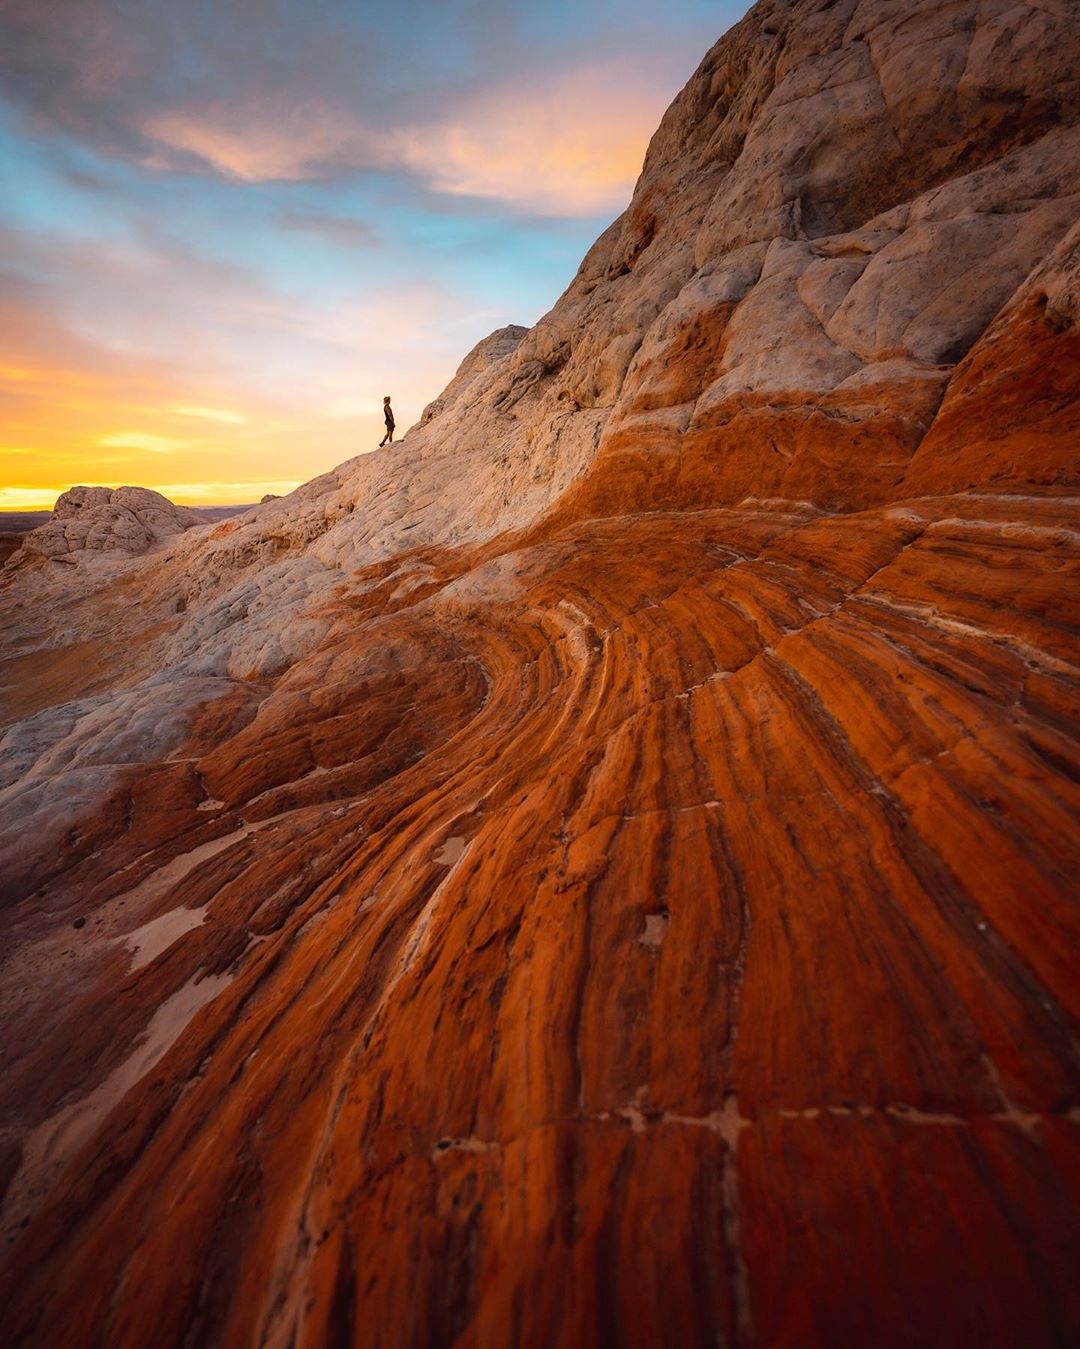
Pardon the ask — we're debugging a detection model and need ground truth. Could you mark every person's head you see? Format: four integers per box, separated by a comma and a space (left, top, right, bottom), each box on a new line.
383, 395, 391, 404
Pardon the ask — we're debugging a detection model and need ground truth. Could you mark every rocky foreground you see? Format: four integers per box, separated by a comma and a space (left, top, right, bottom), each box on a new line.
1, 1, 1078, 1346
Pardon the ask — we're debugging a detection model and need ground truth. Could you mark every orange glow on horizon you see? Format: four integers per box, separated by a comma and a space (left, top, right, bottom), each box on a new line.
0, 484, 307, 511
0, 357, 392, 509
1, 273, 501, 511
0, 61, 669, 511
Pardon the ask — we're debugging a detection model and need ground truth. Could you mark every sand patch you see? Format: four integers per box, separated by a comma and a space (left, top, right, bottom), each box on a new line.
123, 905, 209, 970
2, 970, 232, 1243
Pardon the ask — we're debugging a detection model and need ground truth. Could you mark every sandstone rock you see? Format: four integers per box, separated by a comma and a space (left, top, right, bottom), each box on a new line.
16, 486, 204, 561
0, 534, 23, 565
2, 492, 1078, 1349
0, 1, 1078, 1346
902, 216, 1080, 495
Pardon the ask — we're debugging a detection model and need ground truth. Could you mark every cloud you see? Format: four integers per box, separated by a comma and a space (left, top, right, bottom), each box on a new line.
99, 431, 188, 453
280, 213, 380, 248
1, 0, 731, 214
140, 99, 380, 182
393, 62, 671, 215
0, 486, 68, 509
0, 0, 390, 169
134, 58, 671, 215
0, 480, 304, 510
0, 0, 736, 507
0, 232, 507, 506
154, 480, 303, 505
174, 406, 248, 424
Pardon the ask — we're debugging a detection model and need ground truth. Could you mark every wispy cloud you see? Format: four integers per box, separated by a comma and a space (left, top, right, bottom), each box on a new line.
136, 58, 676, 215
0, 481, 303, 510
174, 405, 248, 424
141, 99, 379, 182
1, 0, 710, 214
155, 480, 302, 504
100, 431, 188, 453
400, 62, 674, 215
0, 486, 70, 510
280, 213, 380, 248
0, 231, 504, 504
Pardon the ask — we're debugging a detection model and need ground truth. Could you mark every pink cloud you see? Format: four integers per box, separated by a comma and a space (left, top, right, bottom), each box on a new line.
137, 58, 675, 214
141, 97, 380, 182
392, 60, 675, 215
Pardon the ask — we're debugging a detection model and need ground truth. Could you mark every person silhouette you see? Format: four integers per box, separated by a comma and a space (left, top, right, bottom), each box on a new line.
379, 395, 395, 446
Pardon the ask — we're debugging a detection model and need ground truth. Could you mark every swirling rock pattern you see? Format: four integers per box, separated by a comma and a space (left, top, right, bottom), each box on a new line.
2, 491, 1078, 1347
1, 1, 1078, 1346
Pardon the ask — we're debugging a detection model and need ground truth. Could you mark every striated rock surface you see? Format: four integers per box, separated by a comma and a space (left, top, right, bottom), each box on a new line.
1, 2, 1079, 1346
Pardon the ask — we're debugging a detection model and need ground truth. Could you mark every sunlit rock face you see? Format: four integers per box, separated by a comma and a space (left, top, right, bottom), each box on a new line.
16, 486, 206, 559
1, 1, 1079, 1346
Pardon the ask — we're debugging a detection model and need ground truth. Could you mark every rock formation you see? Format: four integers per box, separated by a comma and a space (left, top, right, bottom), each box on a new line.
15, 486, 207, 560
1, 1, 1078, 1345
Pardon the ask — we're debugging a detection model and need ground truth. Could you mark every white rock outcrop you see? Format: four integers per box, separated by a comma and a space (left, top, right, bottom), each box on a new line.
18, 487, 205, 560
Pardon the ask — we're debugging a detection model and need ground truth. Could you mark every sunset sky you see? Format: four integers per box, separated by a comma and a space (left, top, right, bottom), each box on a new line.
2, 0, 741, 509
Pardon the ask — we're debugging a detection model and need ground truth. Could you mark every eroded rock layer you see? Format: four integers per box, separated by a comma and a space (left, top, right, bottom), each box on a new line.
2, 492, 1078, 1348
1, 0, 1078, 1346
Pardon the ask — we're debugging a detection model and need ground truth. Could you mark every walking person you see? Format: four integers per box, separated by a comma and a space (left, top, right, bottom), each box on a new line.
379, 395, 395, 446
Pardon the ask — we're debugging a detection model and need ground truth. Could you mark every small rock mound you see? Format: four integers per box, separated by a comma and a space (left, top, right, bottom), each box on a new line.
18, 486, 204, 559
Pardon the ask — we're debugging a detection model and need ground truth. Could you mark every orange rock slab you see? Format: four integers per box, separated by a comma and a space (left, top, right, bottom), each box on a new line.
1, 493, 1077, 1348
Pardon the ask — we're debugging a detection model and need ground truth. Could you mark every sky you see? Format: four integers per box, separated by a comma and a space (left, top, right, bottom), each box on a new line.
1, 0, 743, 509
